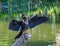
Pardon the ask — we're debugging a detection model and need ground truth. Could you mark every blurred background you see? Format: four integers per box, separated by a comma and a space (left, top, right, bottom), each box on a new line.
0, 0, 60, 46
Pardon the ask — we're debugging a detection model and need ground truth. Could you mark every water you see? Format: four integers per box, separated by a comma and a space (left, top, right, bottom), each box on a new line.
0, 21, 56, 46
52, 14, 56, 34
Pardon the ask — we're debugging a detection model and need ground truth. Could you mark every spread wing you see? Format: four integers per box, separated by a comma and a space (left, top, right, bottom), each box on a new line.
9, 19, 21, 31
28, 15, 48, 29
9, 16, 48, 31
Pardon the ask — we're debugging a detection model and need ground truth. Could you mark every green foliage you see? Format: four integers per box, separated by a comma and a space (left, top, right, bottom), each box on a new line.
0, 0, 60, 23
1, 0, 7, 2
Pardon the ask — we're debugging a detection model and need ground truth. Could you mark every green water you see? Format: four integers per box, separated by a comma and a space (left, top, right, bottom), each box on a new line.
0, 21, 57, 46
